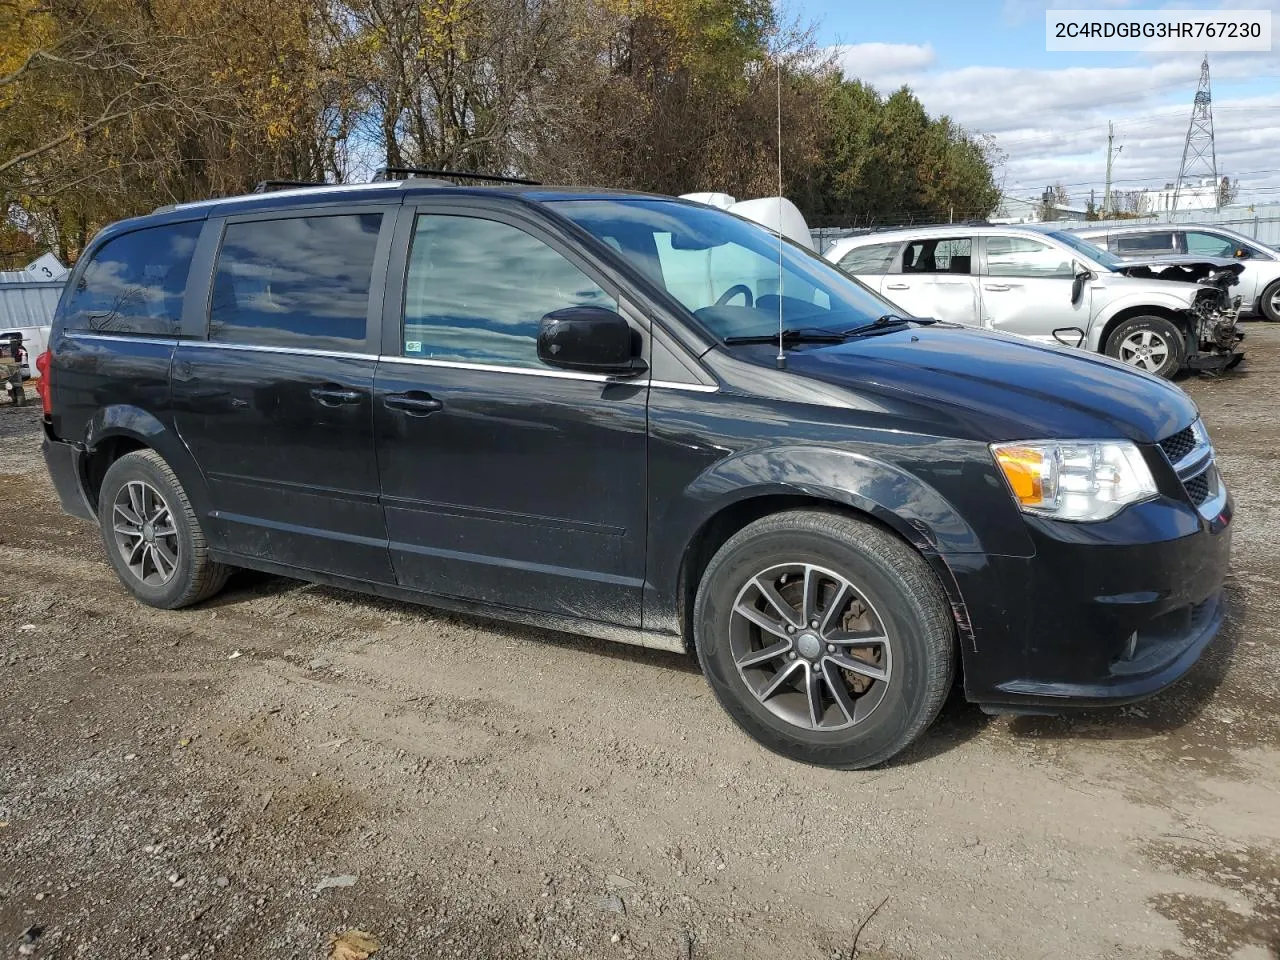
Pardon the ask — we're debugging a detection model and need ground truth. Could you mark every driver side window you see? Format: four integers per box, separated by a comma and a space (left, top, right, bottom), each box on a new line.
985, 236, 1074, 279
403, 214, 616, 368
1184, 231, 1239, 258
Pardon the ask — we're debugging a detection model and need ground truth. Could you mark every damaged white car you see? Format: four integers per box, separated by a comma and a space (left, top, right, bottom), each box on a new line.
824, 224, 1243, 378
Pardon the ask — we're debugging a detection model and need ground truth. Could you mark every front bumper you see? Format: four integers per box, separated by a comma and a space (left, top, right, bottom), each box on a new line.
951, 492, 1232, 711
41, 423, 96, 522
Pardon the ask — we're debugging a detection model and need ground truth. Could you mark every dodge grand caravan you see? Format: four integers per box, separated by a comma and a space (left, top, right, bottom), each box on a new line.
39, 177, 1232, 768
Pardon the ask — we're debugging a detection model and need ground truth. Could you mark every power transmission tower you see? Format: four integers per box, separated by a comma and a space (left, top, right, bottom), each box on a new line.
1172, 56, 1218, 217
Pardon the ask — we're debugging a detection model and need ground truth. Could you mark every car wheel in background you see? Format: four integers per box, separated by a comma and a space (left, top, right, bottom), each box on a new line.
1260, 280, 1280, 323
693, 509, 956, 769
98, 450, 230, 609
1105, 316, 1186, 378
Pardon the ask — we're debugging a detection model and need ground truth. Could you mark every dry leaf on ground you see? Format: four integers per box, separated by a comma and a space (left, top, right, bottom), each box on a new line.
328, 929, 379, 960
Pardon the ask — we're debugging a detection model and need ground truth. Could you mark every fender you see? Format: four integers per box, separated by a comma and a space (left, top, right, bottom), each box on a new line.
645, 444, 1036, 643
82, 404, 224, 550
1086, 289, 1194, 352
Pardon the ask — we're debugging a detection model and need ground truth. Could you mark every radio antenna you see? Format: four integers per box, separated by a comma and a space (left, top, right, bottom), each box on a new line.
775, 45, 786, 370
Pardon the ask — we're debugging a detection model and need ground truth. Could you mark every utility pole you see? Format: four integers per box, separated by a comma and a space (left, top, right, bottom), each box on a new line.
1103, 122, 1122, 217
1173, 56, 1219, 217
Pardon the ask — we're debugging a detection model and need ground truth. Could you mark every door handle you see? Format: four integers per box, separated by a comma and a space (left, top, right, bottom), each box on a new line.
983, 283, 1012, 292
309, 385, 362, 406
885, 282, 910, 290
385, 391, 443, 416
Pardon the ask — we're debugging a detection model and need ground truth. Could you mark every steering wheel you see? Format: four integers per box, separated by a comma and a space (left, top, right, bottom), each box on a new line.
715, 284, 754, 308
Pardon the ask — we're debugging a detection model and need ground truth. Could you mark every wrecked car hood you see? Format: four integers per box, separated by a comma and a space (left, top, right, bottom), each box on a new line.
1112, 256, 1245, 286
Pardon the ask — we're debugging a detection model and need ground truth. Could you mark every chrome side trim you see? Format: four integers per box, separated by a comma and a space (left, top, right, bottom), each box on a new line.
64, 331, 179, 347
379, 354, 623, 383
185, 340, 371, 361
650, 379, 718, 393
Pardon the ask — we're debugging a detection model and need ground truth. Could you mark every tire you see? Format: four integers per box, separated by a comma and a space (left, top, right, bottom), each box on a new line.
692, 509, 956, 769
97, 449, 230, 609
1104, 315, 1186, 378
1260, 280, 1280, 323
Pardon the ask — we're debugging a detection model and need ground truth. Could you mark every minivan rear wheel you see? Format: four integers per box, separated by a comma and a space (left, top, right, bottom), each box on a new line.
1104, 315, 1185, 378
693, 510, 955, 769
98, 450, 230, 609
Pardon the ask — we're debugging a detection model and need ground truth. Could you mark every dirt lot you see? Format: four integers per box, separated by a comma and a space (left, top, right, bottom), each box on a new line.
2, 332, 1279, 960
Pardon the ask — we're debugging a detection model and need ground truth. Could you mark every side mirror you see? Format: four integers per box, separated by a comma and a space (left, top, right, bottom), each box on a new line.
1070, 261, 1091, 306
537, 306, 646, 375
1235, 247, 1249, 259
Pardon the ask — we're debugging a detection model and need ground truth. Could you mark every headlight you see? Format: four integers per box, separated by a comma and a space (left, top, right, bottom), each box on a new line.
991, 440, 1157, 521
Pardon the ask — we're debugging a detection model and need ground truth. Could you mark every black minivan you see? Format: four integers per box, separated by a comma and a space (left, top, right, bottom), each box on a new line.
38, 178, 1232, 768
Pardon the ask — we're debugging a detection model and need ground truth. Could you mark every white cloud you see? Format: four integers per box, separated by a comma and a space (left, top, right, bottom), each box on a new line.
820, 47, 1280, 210
826, 43, 936, 86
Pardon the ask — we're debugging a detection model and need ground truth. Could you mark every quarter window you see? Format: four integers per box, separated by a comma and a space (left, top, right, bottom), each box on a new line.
901, 238, 973, 275
403, 214, 616, 368
210, 213, 382, 351
63, 222, 202, 336
985, 237, 1074, 279
837, 242, 901, 275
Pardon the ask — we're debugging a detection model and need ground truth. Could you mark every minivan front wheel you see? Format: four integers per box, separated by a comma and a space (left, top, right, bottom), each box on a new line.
98, 450, 230, 609
1105, 316, 1185, 377
693, 510, 955, 769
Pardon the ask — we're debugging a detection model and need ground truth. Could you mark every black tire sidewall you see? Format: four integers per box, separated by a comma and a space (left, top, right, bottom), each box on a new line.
1260, 280, 1280, 323
98, 453, 201, 609
1105, 316, 1185, 378
696, 526, 940, 768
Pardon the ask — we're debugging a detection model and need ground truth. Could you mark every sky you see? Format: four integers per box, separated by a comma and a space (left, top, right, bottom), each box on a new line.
799, 0, 1280, 209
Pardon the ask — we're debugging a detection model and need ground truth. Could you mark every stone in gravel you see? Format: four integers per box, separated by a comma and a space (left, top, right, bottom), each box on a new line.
596, 895, 625, 915
315, 874, 358, 892
605, 874, 635, 889
215, 877, 230, 888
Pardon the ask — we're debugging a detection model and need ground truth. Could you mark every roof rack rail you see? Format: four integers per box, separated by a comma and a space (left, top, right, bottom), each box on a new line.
375, 167, 539, 186
252, 179, 328, 194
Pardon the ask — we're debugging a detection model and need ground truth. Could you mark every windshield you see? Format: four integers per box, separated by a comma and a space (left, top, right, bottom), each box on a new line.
1047, 230, 1124, 270
549, 198, 902, 341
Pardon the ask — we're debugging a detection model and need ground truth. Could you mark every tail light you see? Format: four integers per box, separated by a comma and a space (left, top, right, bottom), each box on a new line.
35, 349, 52, 416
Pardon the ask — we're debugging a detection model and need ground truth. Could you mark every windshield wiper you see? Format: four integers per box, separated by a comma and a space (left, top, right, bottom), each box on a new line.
840, 314, 921, 336
723, 327, 849, 346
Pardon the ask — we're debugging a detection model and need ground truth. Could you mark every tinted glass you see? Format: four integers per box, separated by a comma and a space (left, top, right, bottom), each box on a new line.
403, 215, 615, 368
1184, 231, 1237, 257
902, 238, 972, 274
551, 199, 900, 340
210, 214, 381, 350
63, 222, 201, 336
985, 236, 1074, 278
1112, 232, 1177, 255
837, 242, 901, 275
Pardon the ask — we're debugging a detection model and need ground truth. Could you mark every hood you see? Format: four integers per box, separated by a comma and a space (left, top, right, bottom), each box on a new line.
738, 324, 1197, 444
1113, 256, 1244, 286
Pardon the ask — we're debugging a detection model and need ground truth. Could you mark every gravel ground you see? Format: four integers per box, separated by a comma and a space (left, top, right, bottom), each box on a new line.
1, 334, 1278, 960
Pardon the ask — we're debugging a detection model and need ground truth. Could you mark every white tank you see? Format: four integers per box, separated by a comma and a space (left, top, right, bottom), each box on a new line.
727, 197, 815, 251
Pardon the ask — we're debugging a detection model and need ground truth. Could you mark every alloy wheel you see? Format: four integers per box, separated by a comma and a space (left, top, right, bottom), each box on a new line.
1117, 330, 1170, 372
729, 563, 893, 731
111, 480, 180, 586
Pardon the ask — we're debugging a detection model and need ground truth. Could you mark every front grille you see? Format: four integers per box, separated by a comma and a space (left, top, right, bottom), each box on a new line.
1159, 426, 1196, 463
1185, 472, 1210, 506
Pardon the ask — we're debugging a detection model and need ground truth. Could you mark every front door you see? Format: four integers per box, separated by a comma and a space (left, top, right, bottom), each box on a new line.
373, 203, 649, 626
979, 234, 1089, 344
172, 207, 395, 582
880, 236, 979, 325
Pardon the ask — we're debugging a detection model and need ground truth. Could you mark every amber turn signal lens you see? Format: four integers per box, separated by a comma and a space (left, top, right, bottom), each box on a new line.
992, 445, 1047, 505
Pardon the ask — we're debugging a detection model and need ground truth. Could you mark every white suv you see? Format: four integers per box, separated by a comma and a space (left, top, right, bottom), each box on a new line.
824, 225, 1243, 378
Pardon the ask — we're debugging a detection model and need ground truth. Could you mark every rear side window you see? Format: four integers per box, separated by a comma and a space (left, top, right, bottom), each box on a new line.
1112, 232, 1177, 255
837, 242, 900, 275
63, 222, 201, 336
901, 237, 973, 275
210, 214, 382, 351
